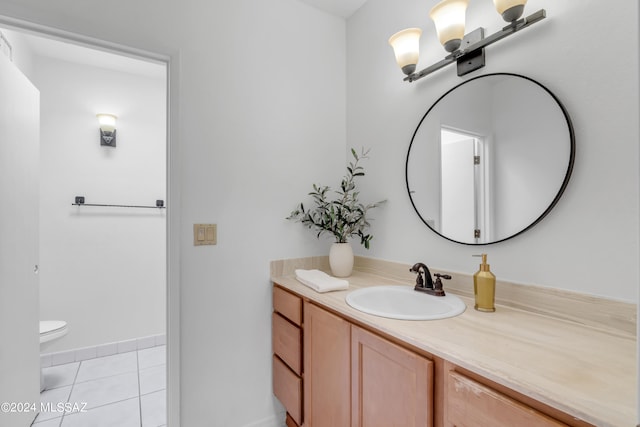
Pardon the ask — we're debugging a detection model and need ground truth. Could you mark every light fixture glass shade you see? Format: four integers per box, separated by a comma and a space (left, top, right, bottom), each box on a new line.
429, 0, 469, 52
493, 0, 527, 22
97, 113, 117, 132
388, 28, 422, 76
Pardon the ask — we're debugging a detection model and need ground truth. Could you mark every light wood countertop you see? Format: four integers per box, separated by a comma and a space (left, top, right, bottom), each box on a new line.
271, 257, 636, 427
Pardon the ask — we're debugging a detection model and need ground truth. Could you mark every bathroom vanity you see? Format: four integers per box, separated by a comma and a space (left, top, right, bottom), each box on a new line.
271, 257, 635, 427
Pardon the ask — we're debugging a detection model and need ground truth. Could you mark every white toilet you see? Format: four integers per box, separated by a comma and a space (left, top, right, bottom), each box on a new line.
40, 320, 68, 350
39, 320, 69, 391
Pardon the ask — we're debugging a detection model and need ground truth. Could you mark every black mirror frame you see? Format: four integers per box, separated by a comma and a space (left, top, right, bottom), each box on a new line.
405, 73, 576, 245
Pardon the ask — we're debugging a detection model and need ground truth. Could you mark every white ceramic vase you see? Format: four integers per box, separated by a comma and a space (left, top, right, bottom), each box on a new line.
329, 242, 354, 277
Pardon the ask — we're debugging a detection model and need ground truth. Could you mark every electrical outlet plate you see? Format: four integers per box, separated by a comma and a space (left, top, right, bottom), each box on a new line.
194, 224, 217, 246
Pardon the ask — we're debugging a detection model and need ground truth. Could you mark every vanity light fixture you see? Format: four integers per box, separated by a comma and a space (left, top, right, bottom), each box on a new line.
97, 113, 117, 147
388, 28, 423, 76
430, 0, 469, 53
389, 0, 546, 83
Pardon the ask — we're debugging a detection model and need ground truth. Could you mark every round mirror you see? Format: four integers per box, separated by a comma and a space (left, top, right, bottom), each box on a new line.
406, 73, 575, 245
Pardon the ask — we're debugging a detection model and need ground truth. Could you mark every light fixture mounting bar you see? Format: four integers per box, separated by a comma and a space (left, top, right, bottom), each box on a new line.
405, 9, 546, 82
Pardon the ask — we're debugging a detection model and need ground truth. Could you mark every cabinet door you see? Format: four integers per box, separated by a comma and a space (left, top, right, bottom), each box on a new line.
352, 326, 433, 427
304, 302, 351, 427
446, 371, 567, 427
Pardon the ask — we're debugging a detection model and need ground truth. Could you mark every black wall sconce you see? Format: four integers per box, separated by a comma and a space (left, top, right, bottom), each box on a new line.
389, 0, 545, 83
97, 113, 117, 147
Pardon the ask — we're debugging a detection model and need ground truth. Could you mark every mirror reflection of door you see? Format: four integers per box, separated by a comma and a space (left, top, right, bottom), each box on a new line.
440, 128, 489, 243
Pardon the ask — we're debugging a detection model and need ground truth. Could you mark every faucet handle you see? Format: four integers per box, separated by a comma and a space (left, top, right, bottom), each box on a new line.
432, 273, 451, 296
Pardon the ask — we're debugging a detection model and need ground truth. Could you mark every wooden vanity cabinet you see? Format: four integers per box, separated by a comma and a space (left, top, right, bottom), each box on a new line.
273, 285, 435, 427
273, 283, 592, 427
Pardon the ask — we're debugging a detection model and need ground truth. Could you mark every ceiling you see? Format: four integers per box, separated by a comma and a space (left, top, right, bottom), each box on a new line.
298, 0, 369, 18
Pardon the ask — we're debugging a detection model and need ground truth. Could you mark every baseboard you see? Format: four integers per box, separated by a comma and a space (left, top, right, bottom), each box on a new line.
243, 411, 286, 427
40, 333, 166, 368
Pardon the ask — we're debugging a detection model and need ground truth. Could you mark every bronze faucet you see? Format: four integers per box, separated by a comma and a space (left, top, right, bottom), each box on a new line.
410, 263, 450, 297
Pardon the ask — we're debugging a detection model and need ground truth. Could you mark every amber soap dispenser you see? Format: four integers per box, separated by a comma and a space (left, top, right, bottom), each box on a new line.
473, 254, 496, 312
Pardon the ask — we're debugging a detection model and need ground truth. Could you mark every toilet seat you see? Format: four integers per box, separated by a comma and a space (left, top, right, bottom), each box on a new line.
40, 320, 68, 344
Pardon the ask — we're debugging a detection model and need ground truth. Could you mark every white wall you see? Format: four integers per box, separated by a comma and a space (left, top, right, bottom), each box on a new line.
0, 1, 347, 425
0, 28, 34, 78
347, 0, 639, 302
32, 55, 167, 352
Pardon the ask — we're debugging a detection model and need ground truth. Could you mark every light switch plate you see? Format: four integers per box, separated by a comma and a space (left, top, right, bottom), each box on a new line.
194, 224, 217, 246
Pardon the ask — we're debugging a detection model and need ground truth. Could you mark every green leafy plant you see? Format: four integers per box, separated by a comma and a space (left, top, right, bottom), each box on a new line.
287, 148, 386, 249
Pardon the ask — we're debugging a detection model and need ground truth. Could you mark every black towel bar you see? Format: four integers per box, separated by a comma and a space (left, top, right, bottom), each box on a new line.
72, 196, 165, 209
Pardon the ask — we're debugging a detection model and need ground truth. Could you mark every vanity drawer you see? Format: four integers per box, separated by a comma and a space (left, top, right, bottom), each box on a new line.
273, 355, 302, 426
272, 312, 302, 374
447, 371, 567, 427
273, 286, 302, 326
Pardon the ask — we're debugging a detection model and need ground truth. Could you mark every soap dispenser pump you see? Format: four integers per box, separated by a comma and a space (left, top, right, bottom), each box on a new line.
473, 254, 495, 312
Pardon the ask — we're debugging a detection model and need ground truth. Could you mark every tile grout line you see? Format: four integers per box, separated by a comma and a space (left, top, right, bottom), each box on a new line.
137, 348, 143, 427
58, 359, 81, 426
37, 347, 166, 426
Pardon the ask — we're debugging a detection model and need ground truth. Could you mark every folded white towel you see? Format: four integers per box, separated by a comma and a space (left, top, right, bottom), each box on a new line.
295, 269, 349, 293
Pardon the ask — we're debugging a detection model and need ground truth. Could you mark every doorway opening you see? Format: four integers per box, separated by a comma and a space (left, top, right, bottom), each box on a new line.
0, 24, 171, 427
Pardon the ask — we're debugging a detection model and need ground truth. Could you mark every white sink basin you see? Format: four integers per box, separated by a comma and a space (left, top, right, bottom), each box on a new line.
345, 285, 466, 320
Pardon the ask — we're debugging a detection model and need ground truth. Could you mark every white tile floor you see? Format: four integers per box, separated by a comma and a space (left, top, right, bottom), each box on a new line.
31, 345, 166, 427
